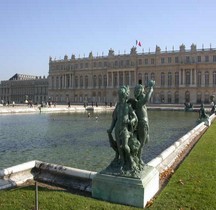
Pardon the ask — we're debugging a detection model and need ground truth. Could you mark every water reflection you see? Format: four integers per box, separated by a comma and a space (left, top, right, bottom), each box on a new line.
0, 111, 198, 171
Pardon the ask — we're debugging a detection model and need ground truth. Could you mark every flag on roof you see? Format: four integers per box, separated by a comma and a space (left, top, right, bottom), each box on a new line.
136, 40, 142, 47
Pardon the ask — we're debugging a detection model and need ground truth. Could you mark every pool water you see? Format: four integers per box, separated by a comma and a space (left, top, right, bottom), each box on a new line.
0, 111, 198, 171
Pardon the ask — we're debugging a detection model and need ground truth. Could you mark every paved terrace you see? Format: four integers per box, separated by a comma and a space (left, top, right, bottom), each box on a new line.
0, 103, 212, 114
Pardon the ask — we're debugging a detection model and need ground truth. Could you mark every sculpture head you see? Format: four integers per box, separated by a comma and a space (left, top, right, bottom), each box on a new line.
118, 86, 130, 100
134, 84, 144, 99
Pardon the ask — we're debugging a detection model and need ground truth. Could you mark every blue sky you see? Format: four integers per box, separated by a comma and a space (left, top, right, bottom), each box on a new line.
1, 0, 216, 80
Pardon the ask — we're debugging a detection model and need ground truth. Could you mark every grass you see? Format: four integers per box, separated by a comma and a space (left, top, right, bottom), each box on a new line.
149, 120, 216, 210
0, 185, 141, 210
0, 121, 216, 210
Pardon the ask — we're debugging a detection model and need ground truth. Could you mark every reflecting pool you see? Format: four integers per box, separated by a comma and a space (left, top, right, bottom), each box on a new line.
0, 111, 198, 171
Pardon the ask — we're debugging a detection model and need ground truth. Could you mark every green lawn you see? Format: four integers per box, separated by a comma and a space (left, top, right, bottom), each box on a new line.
0, 121, 216, 210
0, 184, 141, 210
149, 120, 216, 210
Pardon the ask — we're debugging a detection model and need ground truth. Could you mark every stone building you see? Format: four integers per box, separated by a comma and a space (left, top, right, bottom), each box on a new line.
48, 44, 216, 105
0, 73, 48, 104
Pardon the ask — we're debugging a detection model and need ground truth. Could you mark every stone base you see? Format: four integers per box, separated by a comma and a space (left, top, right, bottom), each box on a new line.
92, 165, 159, 208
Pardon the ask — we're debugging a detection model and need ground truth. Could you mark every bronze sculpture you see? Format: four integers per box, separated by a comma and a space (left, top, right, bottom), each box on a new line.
105, 81, 155, 178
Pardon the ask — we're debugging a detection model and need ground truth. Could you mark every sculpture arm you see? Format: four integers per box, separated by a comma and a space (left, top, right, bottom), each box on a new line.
107, 106, 117, 133
140, 80, 155, 105
145, 86, 154, 102
128, 106, 138, 128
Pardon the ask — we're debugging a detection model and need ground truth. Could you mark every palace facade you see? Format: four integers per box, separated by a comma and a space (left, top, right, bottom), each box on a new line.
48, 44, 216, 105
0, 74, 48, 104
1, 44, 216, 105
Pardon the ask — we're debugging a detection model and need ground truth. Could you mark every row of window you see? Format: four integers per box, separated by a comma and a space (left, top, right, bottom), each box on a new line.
158, 91, 211, 104
51, 55, 216, 71
140, 71, 216, 87
50, 70, 216, 89
1, 88, 47, 95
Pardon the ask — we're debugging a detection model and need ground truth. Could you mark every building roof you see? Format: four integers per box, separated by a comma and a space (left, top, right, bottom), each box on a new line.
9, 73, 37, 81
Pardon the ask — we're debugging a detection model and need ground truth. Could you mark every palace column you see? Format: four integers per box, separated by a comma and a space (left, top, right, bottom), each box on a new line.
112, 71, 114, 88
123, 71, 125, 85
117, 71, 120, 87
194, 69, 197, 86
183, 69, 185, 86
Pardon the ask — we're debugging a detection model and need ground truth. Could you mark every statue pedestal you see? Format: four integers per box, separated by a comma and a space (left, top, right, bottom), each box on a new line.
92, 165, 159, 208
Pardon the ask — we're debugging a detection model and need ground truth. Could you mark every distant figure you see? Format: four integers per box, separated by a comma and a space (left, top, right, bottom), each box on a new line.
184, 102, 193, 112
68, 101, 71, 108
12, 101, 15, 107
48, 101, 51, 108
199, 103, 209, 119
198, 103, 210, 126
210, 101, 215, 114
88, 112, 90, 118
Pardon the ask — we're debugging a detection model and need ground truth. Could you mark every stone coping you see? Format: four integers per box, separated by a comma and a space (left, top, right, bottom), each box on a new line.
0, 105, 114, 114
0, 160, 97, 191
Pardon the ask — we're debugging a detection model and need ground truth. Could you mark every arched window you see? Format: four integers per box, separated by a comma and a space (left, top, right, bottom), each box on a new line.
204, 92, 210, 103
108, 72, 112, 87
75, 76, 78, 88
80, 76, 83, 88
167, 91, 172, 103
98, 75, 102, 88
98, 92, 101, 102
138, 73, 142, 84
125, 72, 129, 85
185, 70, 190, 86
114, 72, 118, 87
197, 71, 201, 87
119, 72, 123, 86
92, 92, 96, 102
174, 91, 179, 103
79, 93, 83, 102
160, 91, 165, 103
103, 75, 107, 87
51, 76, 54, 89
185, 91, 190, 103
56, 77, 59, 89
168, 72, 172, 87
213, 71, 216, 86
151, 73, 155, 81
161, 72, 165, 87
175, 72, 179, 87
144, 73, 148, 86
66, 75, 70, 88
205, 71, 209, 87
85, 75, 88, 88
197, 92, 202, 103
113, 91, 117, 97
60, 76, 63, 89
93, 75, 97, 88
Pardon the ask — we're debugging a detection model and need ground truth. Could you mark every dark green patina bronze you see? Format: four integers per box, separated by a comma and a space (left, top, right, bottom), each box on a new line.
104, 80, 155, 178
